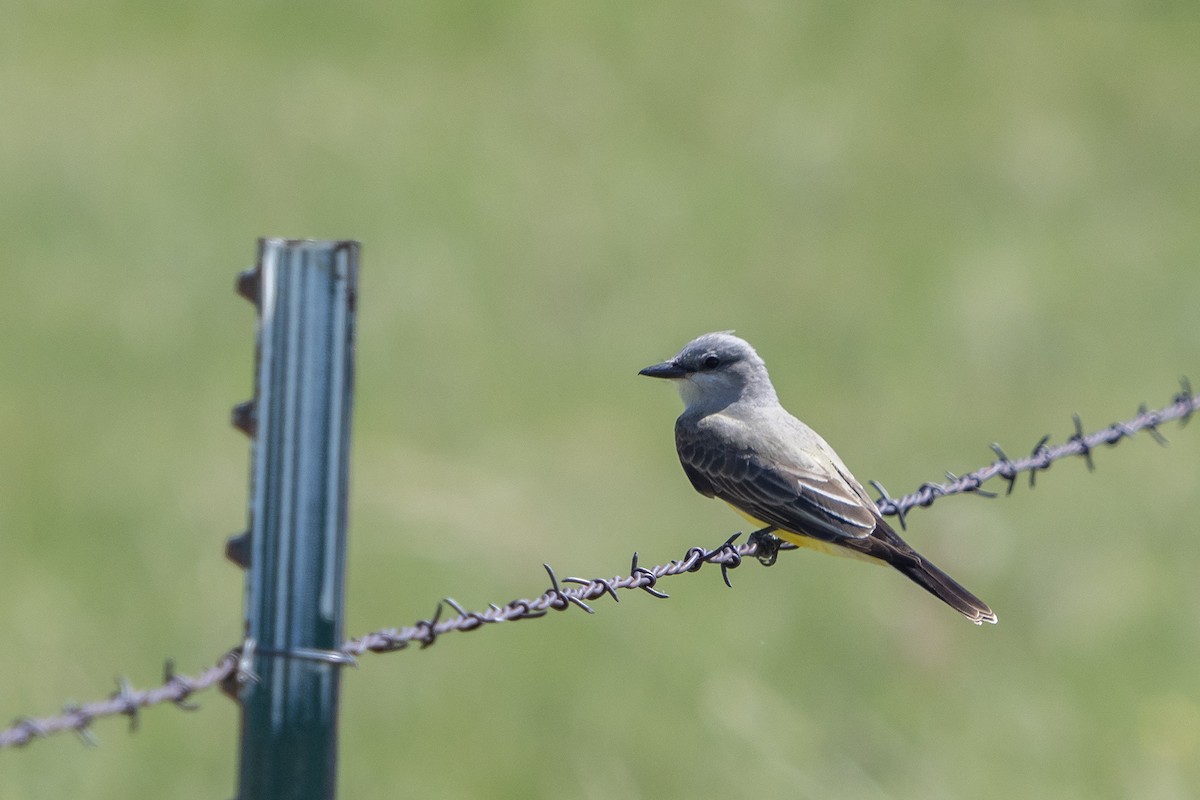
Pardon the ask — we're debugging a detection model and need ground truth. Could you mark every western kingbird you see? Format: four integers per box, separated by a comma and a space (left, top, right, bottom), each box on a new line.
640, 332, 997, 625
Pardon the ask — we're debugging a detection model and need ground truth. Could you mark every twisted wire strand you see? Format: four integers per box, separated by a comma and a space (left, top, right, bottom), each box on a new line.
871, 378, 1197, 527
0, 656, 237, 749
3, 383, 1196, 750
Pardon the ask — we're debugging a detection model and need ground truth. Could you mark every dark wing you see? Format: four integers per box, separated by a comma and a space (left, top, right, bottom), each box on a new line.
675, 418, 876, 544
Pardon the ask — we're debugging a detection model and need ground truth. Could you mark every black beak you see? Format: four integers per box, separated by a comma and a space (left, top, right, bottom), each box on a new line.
638, 359, 688, 379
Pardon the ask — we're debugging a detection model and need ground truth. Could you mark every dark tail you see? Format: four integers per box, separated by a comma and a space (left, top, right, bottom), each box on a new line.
894, 555, 997, 625
851, 520, 998, 625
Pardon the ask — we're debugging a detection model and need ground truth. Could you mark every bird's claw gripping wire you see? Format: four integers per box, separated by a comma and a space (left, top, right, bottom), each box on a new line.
747, 527, 782, 567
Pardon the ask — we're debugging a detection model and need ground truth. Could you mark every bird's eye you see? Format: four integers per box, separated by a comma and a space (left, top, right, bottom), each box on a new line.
701, 354, 720, 370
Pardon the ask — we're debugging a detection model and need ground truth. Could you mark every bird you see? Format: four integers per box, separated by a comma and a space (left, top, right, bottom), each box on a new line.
639, 331, 997, 624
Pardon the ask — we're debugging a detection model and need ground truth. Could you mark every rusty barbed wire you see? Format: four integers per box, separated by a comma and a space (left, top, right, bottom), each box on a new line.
3, 381, 1197, 750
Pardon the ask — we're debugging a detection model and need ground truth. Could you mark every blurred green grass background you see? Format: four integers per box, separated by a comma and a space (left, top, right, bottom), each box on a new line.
2, 1, 1199, 797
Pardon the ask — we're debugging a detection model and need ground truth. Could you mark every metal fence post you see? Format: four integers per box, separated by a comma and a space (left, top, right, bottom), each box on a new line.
228, 238, 359, 800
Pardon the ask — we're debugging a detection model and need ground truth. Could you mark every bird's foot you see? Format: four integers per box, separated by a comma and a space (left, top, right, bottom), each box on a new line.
748, 527, 782, 567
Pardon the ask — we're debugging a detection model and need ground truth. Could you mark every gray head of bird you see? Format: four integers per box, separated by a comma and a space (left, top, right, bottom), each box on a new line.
639, 331, 779, 413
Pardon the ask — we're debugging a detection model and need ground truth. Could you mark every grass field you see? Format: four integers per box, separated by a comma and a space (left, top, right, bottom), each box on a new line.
2, 2, 1199, 798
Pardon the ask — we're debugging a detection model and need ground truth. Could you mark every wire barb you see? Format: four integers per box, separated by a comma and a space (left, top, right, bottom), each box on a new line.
712, 532, 743, 588
1070, 414, 1094, 472
1175, 377, 1194, 427
1027, 434, 1052, 488
944, 470, 997, 498
914, 482, 947, 507
62, 704, 98, 747
868, 480, 906, 529
417, 603, 444, 649
442, 597, 486, 631
111, 678, 140, 732
629, 552, 670, 599
543, 563, 594, 613
989, 443, 1019, 495
161, 659, 201, 712
1139, 403, 1170, 447
562, 576, 621, 604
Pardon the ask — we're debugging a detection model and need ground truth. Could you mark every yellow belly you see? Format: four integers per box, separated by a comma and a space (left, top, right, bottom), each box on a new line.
725, 502, 885, 566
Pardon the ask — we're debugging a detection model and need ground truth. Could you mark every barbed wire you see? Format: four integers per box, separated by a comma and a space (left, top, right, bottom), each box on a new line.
871, 377, 1196, 528
3, 380, 1196, 750
0, 657, 238, 749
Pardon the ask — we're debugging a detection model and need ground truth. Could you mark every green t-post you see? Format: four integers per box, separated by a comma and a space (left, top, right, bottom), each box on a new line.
230, 238, 358, 800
